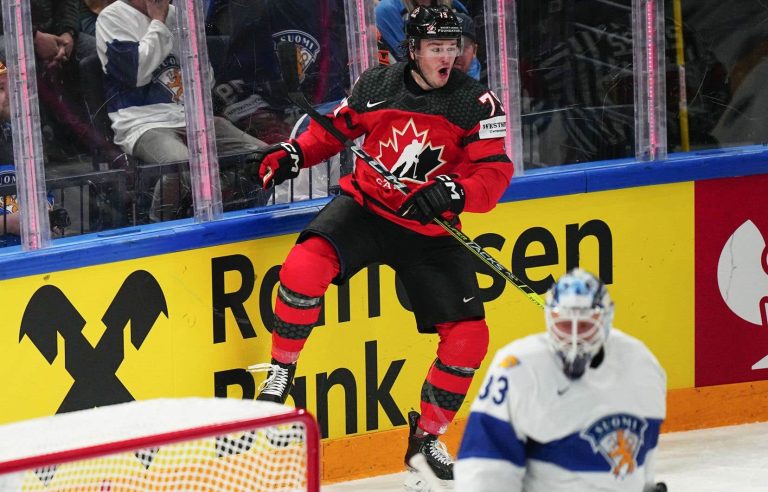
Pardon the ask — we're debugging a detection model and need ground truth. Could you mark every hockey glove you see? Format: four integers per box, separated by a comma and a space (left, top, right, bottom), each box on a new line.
245, 141, 303, 189
397, 175, 465, 225
49, 206, 71, 231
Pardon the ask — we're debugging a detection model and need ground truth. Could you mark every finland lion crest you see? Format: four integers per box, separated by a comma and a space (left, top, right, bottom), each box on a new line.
581, 413, 648, 479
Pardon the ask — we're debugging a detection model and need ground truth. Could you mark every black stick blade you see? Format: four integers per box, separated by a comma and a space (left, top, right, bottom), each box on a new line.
277, 41, 303, 93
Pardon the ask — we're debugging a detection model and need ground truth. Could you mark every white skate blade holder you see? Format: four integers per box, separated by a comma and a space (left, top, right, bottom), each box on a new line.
405, 454, 454, 491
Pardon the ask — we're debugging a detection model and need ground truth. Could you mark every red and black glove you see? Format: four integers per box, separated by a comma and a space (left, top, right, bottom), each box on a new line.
245, 141, 303, 189
397, 175, 465, 225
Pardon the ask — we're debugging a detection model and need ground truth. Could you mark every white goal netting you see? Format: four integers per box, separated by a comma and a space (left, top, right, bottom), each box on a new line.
0, 398, 319, 492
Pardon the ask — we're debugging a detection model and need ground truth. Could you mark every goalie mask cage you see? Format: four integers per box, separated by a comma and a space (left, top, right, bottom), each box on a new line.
0, 398, 320, 492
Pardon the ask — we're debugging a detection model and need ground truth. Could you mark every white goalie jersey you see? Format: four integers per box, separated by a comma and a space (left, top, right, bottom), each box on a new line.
455, 329, 666, 492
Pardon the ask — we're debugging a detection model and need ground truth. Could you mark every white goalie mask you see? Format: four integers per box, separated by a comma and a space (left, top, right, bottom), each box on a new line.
544, 269, 614, 380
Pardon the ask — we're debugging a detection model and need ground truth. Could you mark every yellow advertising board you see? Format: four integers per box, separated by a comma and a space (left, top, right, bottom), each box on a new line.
0, 182, 694, 445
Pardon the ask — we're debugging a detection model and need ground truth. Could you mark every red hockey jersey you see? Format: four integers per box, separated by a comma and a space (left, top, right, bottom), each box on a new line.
295, 62, 513, 236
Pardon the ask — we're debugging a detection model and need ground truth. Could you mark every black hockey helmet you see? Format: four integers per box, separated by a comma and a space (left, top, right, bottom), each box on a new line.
406, 6, 462, 44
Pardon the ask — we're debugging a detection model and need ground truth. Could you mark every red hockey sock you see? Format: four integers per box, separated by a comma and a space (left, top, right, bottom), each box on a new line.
270, 236, 339, 363
418, 319, 489, 435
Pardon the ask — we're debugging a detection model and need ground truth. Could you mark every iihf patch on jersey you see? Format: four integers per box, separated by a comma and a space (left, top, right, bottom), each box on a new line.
272, 30, 321, 78
479, 115, 507, 140
580, 413, 648, 479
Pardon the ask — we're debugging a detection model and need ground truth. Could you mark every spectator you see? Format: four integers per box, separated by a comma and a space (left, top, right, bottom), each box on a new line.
454, 12, 480, 80
0, 62, 71, 245
375, 0, 471, 61
209, 0, 349, 145
80, 0, 115, 37
0, 0, 98, 163
0, 0, 96, 67
95, 0, 269, 221
455, 269, 667, 492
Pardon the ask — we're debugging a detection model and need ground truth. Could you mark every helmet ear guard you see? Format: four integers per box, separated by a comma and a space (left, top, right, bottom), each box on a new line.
544, 268, 614, 379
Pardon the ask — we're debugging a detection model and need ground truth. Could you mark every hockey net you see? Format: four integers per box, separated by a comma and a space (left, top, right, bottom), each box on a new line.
0, 398, 320, 492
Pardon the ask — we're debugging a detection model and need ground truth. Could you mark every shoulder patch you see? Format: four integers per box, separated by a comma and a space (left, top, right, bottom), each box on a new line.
479, 115, 507, 140
499, 354, 520, 368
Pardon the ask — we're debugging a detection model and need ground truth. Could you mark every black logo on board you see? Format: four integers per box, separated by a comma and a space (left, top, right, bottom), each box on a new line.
20, 270, 169, 414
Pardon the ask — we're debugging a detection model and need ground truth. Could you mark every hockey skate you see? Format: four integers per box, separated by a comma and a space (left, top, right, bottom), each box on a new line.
404, 411, 454, 491
248, 359, 299, 448
248, 358, 296, 404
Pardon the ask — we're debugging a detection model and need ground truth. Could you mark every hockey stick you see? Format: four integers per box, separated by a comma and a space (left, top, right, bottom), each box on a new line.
276, 42, 545, 309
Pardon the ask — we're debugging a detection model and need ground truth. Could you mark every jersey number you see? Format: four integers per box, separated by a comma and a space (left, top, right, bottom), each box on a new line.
478, 91, 502, 117
478, 375, 508, 405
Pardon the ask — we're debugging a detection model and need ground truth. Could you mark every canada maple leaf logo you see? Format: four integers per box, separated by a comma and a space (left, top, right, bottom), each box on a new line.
376, 119, 446, 183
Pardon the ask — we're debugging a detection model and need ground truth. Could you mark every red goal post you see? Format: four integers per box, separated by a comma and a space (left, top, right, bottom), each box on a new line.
0, 398, 320, 491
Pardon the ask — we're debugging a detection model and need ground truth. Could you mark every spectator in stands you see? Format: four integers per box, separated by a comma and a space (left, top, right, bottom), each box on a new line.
0, 0, 98, 164
209, 0, 349, 144
96, 0, 269, 221
80, 0, 115, 37
0, 0, 95, 68
375, 0, 472, 62
0, 62, 71, 245
454, 12, 480, 80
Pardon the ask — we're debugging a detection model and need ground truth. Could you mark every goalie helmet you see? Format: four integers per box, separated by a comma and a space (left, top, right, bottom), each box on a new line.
544, 269, 614, 380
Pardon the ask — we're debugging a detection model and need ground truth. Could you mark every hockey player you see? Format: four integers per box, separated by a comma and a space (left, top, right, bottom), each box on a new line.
245, 5, 512, 487
454, 269, 668, 492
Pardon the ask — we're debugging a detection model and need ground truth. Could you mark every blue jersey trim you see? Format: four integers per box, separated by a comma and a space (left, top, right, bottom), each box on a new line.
527, 418, 662, 472
105, 40, 140, 88
104, 40, 181, 112
458, 411, 526, 466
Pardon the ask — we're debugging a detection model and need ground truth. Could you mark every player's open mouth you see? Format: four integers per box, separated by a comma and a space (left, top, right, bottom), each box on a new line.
438, 67, 449, 76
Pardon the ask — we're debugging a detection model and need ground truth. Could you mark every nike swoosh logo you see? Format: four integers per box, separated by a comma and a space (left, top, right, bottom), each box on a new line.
557, 387, 569, 396
366, 100, 387, 108
463, 297, 475, 303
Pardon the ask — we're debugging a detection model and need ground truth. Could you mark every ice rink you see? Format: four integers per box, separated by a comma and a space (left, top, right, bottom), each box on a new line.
324, 421, 768, 491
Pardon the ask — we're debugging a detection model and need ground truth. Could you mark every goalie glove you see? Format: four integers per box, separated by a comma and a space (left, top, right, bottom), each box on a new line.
245, 141, 303, 189
397, 175, 465, 225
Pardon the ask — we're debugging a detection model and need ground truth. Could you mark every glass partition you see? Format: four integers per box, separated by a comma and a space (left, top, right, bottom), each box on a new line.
0, 59, 19, 248
206, 0, 351, 205
665, 0, 768, 153
1, 0, 766, 253
1, 0, 51, 250
517, 0, 636, 169
484, 0, 524, 176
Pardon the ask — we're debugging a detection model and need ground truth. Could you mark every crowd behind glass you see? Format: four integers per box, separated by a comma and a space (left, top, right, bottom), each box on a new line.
0, 0, 763, 248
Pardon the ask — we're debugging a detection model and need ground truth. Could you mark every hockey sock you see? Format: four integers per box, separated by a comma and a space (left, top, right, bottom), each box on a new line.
418, 319, 489, 435
271, 236, 340, 363
418, 358, 474, 435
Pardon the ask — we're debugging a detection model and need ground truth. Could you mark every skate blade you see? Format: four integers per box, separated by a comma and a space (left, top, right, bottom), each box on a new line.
403, 469, 453, 491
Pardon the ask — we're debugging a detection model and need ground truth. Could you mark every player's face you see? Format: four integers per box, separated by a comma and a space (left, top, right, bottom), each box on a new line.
414, 39, 460, 89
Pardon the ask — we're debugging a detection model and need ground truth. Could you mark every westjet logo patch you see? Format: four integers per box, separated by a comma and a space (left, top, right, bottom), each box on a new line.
479, 115, 507, 140
581, 413, 647, 479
